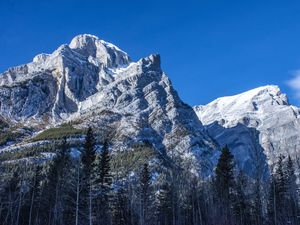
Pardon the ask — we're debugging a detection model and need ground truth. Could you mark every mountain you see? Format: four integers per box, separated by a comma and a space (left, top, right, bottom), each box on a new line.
194, 85, 300, 178
0, 34, 217, 176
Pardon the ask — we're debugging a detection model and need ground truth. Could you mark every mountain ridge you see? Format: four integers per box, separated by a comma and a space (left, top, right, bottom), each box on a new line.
0, 34, 218, 177
194, 84, 300, 176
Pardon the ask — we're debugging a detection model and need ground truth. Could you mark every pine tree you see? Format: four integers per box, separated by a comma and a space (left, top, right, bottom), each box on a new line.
81, 127, 96, 225
267, 155, 288, 225
92, 140, 112, 225
27, 165, 43, 225
2, 168, 21, 225
274, 155, 286, 224
99, 140, 112, 190
232, 171, 249, 225
285, 155, 299, 224
214, 145, 235, 224
267, 174, 276, 225
111, 187, 132, 225
155, 181, 173, 225
139, 163, 151, 225
252, 177, 263, 225
39, 137, 72, 225
82, 127, 96, 178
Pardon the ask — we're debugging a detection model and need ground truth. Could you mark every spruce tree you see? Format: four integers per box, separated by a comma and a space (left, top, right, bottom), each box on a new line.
111, 187, 132, 225
139, 163, 151, 225
267, 174, 276, 225
232, 171, 249, 225
27, 165, 43, 225
268, 155, 288, 225
82, 127, 96, 177
285, 155, 299, 224
92, 140, 112, 225
155, 181, 173, 225
81, 127, 96, 225
214, 145, 235, 224
40, 137, 72, 225
274, 155, 286, 223
252, 177, 263, 225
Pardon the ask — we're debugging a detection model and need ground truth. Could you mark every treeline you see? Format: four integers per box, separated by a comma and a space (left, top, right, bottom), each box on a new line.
0, 128, 299, 225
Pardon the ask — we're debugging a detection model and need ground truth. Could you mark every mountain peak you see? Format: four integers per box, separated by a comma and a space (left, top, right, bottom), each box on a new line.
68, 34, 130, 68
211, 85, 286, 106
194, 85, 292, 128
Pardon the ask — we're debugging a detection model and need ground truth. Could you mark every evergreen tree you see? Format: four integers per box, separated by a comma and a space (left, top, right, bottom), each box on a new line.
285, 155, 299, 224
274, 155, 286, 224
139, 163, 151, 225
81, 127, 97, 225
39, 137, 72, 225
82, 127, 96, 177
267, 174, 276, 225
27, 165, 43, 225
252, 177, 263, 225
214, 145, 235, 224
267, 155, 289, 225
232, 171, 249, 225
2, 168, 21, 225
111, 187, 132, 225
155, 182, 173, 225
92, 140, 112, 225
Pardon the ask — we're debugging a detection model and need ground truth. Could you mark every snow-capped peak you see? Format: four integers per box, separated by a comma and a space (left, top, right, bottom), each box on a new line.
69, 34, 130, 68
194, 85, 293, 129
194, 85, 300, 177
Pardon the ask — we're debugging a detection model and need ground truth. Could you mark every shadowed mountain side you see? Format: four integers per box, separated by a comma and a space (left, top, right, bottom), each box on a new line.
203, 121, 269, 179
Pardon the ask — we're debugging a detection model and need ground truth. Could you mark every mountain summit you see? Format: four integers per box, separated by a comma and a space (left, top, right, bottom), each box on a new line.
0, 34, 217, 176
0, 34, 133, 123
194, 85, 300, 177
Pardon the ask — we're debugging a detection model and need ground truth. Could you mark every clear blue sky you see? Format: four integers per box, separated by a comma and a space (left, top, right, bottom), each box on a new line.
1, 0, 300, 106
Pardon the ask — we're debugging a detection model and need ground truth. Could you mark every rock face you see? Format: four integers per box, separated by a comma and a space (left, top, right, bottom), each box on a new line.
0, 34, 131, 123
194, 85, 300, 177
0, 34, 217, 176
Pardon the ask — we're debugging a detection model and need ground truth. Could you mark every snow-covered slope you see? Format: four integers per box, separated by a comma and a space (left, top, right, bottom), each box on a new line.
0, 34, 217, 176
194, 85, 300, 177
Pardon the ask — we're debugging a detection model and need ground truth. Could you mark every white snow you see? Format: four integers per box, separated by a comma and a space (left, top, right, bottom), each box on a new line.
194, 85, 300, 176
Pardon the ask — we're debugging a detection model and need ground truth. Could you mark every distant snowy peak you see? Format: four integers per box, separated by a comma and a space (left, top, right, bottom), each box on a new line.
194, 85, 297, 129
194, 85, 300, 174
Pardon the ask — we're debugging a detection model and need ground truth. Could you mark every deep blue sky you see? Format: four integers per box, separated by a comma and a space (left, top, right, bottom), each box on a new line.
1, 0, 300, 106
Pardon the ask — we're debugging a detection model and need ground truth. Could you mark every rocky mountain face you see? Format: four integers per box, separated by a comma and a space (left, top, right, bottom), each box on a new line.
194, 85, 300, 178
2, 34, 297, 179
0, 34, 217, 177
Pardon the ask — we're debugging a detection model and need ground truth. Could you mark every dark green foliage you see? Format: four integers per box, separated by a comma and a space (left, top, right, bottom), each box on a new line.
111, 187, 132, 225
80, 127, 97, 224
99, 140, 112, 189
214, 145, 236, 224
81, 127, 96, 176
285, 156, 299, 224
252, 177, 263, 225
214, 145, 235, 200
267, 155, 300, 225
156, 181, 173, 225
232, 171, 250, 225
39, 137, 72, 225
92, 140, 112, 225
110, 144, 156, 178
32, 124, 84, 141
140, 163, 152, 225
